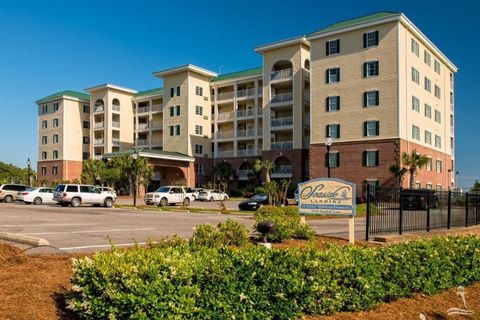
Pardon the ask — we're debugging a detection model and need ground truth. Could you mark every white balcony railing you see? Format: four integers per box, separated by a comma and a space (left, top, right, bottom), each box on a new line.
137, 123, 149, 130
270, 68, 292, 80
94, 106, 104, 113
112, 139, 120, 146
94, 122, 104, 129
94, 139, 104, 145
237, 88, 256, 98
237, 128, 256, 138
112, 121, 120, 128
215, 131, 234, 139
94, 155, 103, 160
271, 117, 293, 127
137, 106, 150, 114
152, 104, 162, 112
237, 149, 257, 157
215, 150, 234, 158
271, 165, 293, 175
216, 111, 234, 121
271, 92, 293, 104
237, 169, 254, 179
136, 139, 149, 146
112, 105, 120, 112
271, 141, 293, 150
216, 91, 235, 101
237, 108, 256, 118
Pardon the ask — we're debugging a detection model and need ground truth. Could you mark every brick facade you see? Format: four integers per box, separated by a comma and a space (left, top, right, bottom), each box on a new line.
37, 160, 83, 186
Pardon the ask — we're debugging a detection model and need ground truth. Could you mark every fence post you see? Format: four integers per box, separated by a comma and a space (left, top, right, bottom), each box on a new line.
399, 188, 403, 235
426, 191, 430, 232
447, 190, 452, 229
465, 193, 469, 228
365, 186, 370, 241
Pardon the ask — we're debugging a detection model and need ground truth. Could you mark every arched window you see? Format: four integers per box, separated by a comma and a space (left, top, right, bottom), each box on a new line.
304, 59, 310, 70
52, 150, 59, 159
271, 60, 293, 80
94, 99, 104, 113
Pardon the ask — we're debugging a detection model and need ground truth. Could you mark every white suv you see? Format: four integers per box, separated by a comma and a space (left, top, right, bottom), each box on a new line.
144, 186, 193, 207
197, 189, 229, 202
53, 184, 115, 207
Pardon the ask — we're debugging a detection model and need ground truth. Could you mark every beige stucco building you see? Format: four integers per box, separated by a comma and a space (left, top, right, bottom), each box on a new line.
36, 11, 457, 190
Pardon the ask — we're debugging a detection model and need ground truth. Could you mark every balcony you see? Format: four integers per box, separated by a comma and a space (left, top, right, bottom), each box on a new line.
94, 155, 103, 160
271, 117, 293, 128
137, 123, 149, 131
270, 68, 292, 81
93, 106, 104, 113
238, 169, 254, 180
237, 128, 256, 138
237, 88, 256, 98
271, 92, 293, 104
137, 139, 149, 146
237, 149, 257, 157
271, 141, 293, 150
215, 150, 234, 158
215, 131, 234, 140
152, 104, 163, 113
112, 121, 120, 129
151, 138, 163, 147
94, 122, 104, 129
216, 111, 234, 121
237, 108, 256, 118
216, 91, 235, 101
137, 106, 150, 114
94, 139, 104, 146
151, 123, 163, 130
112, 138, 120, 147
271, 165, 293, 178
112, 105, 121, 112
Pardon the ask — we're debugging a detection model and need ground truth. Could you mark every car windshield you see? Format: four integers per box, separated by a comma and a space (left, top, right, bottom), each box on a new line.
251, 194, 267, 201
54, 185, 65, 192
155, 187, 170, 193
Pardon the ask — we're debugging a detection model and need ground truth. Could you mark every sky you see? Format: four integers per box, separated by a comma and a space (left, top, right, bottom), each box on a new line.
0, 0, 478, 188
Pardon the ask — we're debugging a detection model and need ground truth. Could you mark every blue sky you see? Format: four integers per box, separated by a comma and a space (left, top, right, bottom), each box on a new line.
0, 0, 478, 188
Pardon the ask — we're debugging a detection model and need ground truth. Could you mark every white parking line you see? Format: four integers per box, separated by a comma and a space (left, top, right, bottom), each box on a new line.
0, 223, 101, 227
59, 242, 148, 251
24, 227, 157, 235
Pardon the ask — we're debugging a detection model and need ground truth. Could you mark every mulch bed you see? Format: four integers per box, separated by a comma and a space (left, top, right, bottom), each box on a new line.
0, 235, 479, 320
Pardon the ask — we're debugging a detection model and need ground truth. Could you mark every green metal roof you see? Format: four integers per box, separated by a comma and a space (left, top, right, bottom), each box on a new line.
37, 90, 90, 104
135, 87, 164, 97
212, 67, 262, 82
308, 11, 400, 36
102, 148, 193, 161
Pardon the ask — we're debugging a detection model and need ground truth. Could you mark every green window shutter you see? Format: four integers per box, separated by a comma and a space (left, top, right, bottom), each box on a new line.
375, 91, 380, 105
375, 151, 380, 166
337, 152, 340, 167
336, 124, 341, 138
336, 39, 340, 53
375, 61, 380, 76
363, 92, 368, 107
326, 41, 330, 56
362, 151, 367, 166
363, 33, 367, 48
326, 125, 330, 137
337, 68, 340, 81
326, 97, 330, 111
363, 122, 368, 136
337, 96, 340, 110
326, 69, 329, 83
363, 63, 367, 78
374, 31, 379, 45
376, 121, 380, 136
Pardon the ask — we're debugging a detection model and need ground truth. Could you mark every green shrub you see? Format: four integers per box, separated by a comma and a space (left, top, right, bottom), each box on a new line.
68, 236, 480, 319
191, 219, 249, 248
254, 186, 267, 194
254, 205, 314, 242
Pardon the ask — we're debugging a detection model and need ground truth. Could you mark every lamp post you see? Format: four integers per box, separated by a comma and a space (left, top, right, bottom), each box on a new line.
27, 158, 32, 186
325, 137, 333, 178
132, 149, 138, 207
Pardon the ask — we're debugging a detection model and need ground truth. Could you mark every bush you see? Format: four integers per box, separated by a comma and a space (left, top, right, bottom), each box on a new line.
254, 205, 314, 242
228, 189, 243, 197
191, 219, 249, 248
254, 186, 267, 194
68, 236, 480, 319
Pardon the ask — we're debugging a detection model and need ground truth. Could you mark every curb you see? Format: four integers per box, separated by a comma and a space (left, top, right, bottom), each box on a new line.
0, 232, 50, 247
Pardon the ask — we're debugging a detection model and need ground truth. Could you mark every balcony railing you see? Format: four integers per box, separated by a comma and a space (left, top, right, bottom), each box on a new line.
94, 155, 103, 160
237, 108, 256, 118
271, 117, 293, 128
151, 123, 163, 130
215, 150, 234, 158
271, 165, 293, 175
152, 104, 162, 112
151, 139, 163, 146
137, 123, 149, 130
112, 139, 120, 146
216, 91, 235, 101
216, 111, 234, 121
271, 141, 293, 150
271, 92, 293, 104
112, 105, 121, 112
112, 121, 120, 128
137, 106, 150, 114
270, 68, 292, 80
237, 88, 256, 98
94, 139, 104, 145
94, 122, 104, 129
237, 149, 257, 157
238, 169, 254, 179
137, 139, 149, 146
215, 131, 234, 139
94, 106, 104, 113
237, 128, 256, 138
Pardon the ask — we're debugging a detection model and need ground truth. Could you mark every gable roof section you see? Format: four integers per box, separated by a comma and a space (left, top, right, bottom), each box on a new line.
212, 67, 263, 82
36, 90, 90, 104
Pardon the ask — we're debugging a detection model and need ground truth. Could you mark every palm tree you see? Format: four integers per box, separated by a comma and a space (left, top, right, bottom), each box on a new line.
212, 162, 234, 191
253, 159, 274, 183
401, 150, 429, 189
114, 155, 152, 197
389, 163, 407, 188
81, 159, 105, 185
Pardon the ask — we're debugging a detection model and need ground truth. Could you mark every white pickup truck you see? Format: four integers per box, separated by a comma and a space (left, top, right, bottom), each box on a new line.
144, 186, 194, 206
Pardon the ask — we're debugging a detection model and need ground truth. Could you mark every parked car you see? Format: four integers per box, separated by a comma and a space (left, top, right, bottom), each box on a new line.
197, 189, 229, 202
53, 184, 115, 207
96, 186, 118, 200
21, 187, 55, 205
238, 194, 269, 211
0, 184, 30, 203
190, 188, 205, 200
401, 189, 439, 210
144, 186, 194, 206
16, 187, 36, 202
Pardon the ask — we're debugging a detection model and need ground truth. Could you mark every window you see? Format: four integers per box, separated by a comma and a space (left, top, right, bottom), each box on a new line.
426, 158, 432, 171
83, 136, 90, 144
411, 38, 419, 56
363, 31, 379, 48
412, 125, 420, 140
82, 152, 90, 160
436, 160, 442, 173
326, 39, 340, 55
42, 136, 47, 144
83, 121, 90, 129
53, 134, 59, 143
169, 125, 174, 136
326, 124, 340, 138
41, 151, 47, 160
363, 150, 379, 167
195, 86, 203, 96
53, 102, 59, 112
426, 183, 432, 190
364, 91, 379, 107
450, 115, 454, 126
195, 125, 203, 135
411, 67, 420, 84
424, 51, 431, 66
364, 61, 379, 77
195, 105, 203, 115
412, 96, 420, 112
364, 121, 380, 136
175, 125, 180, 136
326, 67, 340, 83
425, 104, 432, 118
176, 86, 181, 96
326, 152, 340, 168
436, 185, 442, 192
195, 163, 204, 174
434, 59, 441, 74
175, 105, 180, 116
435, 85, 441, 98
424, 130, 432, 145
435, 110, 441, 123
83, 105, 90, 113
41, 105, 48, 114
195, 144, 203, 155
42, 120, 48, 129
41, 167, 46, 175
52, 166, 58, 175
52, 150, 59, 159
424, 77, 431, 92
53, 118, 59, 127
326, 96, 340, 111
170, 87, 175, 97
66, 185, 78, 192
169, 106, 174, 117
435, 135, 441, 148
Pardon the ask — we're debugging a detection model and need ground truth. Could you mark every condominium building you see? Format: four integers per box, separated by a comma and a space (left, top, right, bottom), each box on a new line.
36, 11, 457, 191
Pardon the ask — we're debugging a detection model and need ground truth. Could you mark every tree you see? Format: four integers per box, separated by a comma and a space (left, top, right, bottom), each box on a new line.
0, 161, 34, 185
389, 163, 407, 188
81, 159, 105, 185
253, 159, 274, 183
473, 180, 480, 191
113, 155, 152, 197
401, 150, 429, 189
212, 162, 234, 191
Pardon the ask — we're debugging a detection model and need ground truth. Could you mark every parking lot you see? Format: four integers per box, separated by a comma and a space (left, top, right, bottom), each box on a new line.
0, 202, 366, 252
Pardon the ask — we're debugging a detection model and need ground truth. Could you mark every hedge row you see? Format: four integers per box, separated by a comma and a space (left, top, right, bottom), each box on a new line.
67, 236, 480, 319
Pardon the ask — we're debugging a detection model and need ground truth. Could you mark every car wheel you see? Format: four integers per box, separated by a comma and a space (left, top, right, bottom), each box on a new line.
71, 197, 81, 207
183, 198, 190, 206
104, 198, 113, 208
159, 197, 168, 207
60, 202, 69, 207
4, 195, 13, 203
33, 197, 42, 205
209, 197, 214, 202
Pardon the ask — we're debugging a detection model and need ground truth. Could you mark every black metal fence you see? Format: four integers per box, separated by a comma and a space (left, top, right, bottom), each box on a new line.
365, 187, 480, 240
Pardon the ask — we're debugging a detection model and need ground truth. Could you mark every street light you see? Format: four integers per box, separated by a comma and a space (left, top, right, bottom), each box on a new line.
132, 149, 138, 207
27, 158, 32, 186
325, 137, 333, 178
